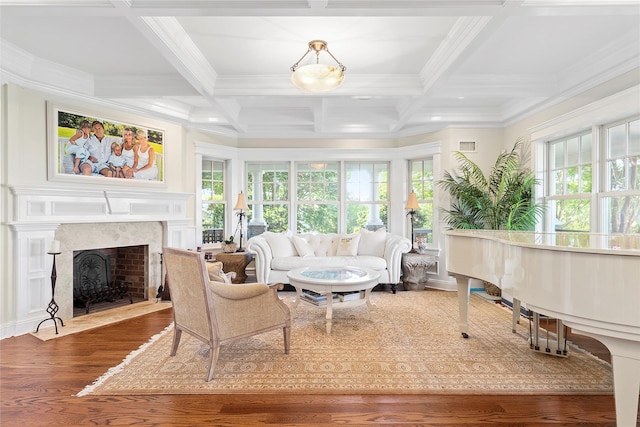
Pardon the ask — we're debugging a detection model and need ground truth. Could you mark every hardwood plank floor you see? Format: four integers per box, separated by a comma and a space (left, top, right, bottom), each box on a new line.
0, 307, 632, 426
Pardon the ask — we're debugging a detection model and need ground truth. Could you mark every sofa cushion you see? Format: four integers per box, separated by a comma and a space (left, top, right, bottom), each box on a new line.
358, 227, 387, 258
272, 255, 386, 271
336, 233, 361, 256
206, 261, 227, 283
263, 230, 297, 258
302, 233, 337, 256
292, 235, 315, 257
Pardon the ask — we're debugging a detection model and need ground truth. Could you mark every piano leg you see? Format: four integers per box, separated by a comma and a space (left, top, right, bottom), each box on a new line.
454, 275, 470, 338
512, 298, 521, 333
569, 329, 640, 427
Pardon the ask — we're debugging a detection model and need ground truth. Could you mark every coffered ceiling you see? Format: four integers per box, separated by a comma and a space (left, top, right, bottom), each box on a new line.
1, 1, 639, 139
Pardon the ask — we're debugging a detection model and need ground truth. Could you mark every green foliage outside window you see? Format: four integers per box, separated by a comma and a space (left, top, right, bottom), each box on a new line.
202, 203, 224, 230
298, 204, 338, 233
554, 199, 590, 232
261, 204, 289, 233
410, 159, 435, 241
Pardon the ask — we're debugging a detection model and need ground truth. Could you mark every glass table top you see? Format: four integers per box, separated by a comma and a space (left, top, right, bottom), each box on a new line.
300, 268, 367, 281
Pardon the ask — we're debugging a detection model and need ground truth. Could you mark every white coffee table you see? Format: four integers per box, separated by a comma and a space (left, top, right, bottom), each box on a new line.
287, 266, 380, 333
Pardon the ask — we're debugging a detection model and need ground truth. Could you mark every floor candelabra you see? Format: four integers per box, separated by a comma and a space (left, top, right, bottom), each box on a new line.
35, 244, 65, 334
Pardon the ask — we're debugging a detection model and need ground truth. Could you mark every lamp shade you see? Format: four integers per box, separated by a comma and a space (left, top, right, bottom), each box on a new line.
291, 64, 345, 92
405, 191, 420, 210
234, 192, 249, 211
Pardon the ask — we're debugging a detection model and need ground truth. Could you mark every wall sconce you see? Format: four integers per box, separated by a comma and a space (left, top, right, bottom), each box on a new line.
405, 191, 420, 253
234, 191, 249, 252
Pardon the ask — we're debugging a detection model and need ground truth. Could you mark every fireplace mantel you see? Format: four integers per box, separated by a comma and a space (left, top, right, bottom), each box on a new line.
10, 185, 191, 224
4, 186, 194, 339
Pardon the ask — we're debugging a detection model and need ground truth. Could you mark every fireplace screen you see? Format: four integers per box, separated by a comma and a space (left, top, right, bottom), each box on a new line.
73, 250, 133, 314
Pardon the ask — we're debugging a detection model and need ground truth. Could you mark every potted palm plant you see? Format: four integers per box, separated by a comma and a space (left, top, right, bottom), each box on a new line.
438, 139, 545, 295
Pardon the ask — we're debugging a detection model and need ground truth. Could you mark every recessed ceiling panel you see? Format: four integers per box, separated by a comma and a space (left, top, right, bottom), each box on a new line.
177, 16, 457, 75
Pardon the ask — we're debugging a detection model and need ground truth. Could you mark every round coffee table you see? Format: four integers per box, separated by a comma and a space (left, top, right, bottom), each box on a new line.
287, 266, 380, 333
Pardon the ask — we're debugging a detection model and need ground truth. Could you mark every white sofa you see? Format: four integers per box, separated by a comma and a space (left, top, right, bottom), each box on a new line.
246, 229, 412, 292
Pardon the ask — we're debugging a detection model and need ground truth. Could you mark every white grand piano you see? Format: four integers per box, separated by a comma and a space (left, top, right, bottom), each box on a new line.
446, 230, 640, 427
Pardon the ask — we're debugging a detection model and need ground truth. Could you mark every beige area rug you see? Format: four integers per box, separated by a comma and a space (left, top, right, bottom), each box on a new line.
32, 301, 172, 341
78, 291, 613, 396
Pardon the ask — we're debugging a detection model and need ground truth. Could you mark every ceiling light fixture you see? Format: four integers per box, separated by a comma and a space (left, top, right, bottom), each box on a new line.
290, 40, 346, 93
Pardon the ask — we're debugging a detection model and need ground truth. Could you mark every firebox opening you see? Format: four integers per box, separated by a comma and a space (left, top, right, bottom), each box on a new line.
73, 245, 148, 317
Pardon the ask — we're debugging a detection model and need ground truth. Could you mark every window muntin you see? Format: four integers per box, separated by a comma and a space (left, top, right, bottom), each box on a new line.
544, 117, 639, 235
547, 132, 593, 231
296, 162, 339, 233
603, 118, 640, 234
606, 119, 639, 192
409, 158, 435, 242
247, 162, 290, 233
201, 159, 225, 243
345, 161, 388, 233
550, 133, 592, 196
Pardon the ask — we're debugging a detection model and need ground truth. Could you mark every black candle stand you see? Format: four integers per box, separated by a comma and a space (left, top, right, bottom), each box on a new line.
35, 251, 65, 334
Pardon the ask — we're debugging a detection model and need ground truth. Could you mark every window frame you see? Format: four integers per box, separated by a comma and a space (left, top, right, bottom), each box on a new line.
344, 160, 389, 234
408, 157, 435, 244
541, 115, 640, 234
201, 158, 227, 244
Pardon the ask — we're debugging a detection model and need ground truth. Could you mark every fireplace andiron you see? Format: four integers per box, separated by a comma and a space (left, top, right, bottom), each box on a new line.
36, 245, 65, 334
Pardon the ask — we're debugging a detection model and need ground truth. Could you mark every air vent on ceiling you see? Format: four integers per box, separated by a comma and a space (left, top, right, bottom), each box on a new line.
459, 140, 477, 152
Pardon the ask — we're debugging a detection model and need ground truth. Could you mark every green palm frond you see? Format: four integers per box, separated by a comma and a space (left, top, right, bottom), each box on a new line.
438, 139, 545, 231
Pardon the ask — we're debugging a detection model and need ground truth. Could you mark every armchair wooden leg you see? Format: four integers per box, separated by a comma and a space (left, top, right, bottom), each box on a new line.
170, 329, 182, 356
206, 343, 221, 382
283, 324, 291, 354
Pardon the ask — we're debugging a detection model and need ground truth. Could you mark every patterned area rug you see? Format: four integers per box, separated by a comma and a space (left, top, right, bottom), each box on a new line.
78, 291, 613, 396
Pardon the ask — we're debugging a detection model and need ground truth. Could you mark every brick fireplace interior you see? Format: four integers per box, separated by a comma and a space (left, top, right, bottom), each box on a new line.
72, 245, 148, 317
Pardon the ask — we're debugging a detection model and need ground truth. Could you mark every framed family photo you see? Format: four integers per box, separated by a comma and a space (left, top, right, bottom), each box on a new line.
47, 103, 165, 186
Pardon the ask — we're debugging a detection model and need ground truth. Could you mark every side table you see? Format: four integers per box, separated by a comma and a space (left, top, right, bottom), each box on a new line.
215, 252, 253, 284
401, 252, 436, 291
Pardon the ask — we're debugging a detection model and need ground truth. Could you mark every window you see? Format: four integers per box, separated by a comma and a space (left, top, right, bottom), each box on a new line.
247, 162, 290, 235
345, 161, 388, 233
543, 116, 639, 235
547, 132, 593, 232
409, 158, 435, 243
296, 162, 339, 233
602, 118, 640, 234
201, 159, 225, 243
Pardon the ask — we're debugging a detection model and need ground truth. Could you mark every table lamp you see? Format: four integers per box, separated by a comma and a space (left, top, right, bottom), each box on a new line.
405, 191, 420, 253
234, 191, 249, 252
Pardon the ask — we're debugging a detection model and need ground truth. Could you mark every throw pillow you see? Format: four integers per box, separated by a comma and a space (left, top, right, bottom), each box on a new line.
206, 261, 227, 283
292, 235, 315, 257
263, 231, 297, 257
358, 227, 387, 257
336, 233, 361, 256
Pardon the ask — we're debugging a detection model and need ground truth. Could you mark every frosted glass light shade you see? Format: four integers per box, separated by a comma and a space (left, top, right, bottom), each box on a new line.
291, 63, 345, 92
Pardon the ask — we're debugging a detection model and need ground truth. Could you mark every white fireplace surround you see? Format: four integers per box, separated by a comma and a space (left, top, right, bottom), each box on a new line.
5, 186, 193, 338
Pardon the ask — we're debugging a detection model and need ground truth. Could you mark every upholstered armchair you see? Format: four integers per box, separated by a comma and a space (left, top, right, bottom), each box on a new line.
163, 247, 291, 382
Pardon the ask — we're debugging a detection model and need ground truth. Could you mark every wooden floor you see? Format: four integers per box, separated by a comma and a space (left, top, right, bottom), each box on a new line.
0, 306, 633, 426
